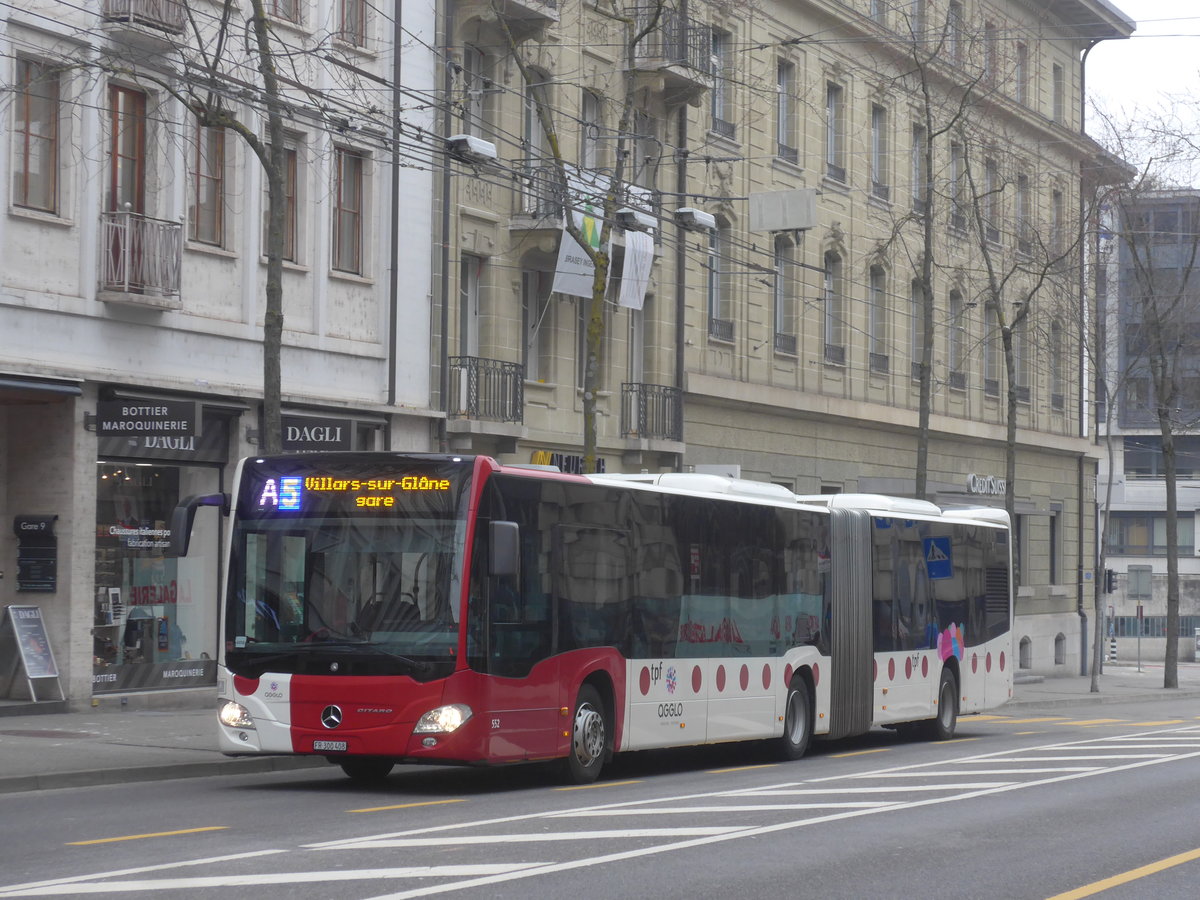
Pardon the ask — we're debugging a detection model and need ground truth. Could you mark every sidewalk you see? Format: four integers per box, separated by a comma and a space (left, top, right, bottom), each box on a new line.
2, 664, 1199, 795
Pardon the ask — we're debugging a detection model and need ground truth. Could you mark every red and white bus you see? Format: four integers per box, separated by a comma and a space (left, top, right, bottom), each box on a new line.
174, 453, 1012, 783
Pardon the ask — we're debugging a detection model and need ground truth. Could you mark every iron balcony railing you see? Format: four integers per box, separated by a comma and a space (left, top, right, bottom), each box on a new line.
448, 356, 524, 424
621, 382, 682, 442
100, 209, 182, 297
633, 8, 712, 72
101, 0, 186, 33
517, 161, 568, 218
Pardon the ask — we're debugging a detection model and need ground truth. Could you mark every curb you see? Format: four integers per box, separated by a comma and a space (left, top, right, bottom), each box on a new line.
0, 755, 328, 795
1003, 686, 1200, 711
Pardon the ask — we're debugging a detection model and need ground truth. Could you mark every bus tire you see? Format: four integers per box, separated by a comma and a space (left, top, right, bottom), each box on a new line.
339, 757, 394, 783
921, 669, 958, 741
563, 684, 607, 784
775, 677, 812, 761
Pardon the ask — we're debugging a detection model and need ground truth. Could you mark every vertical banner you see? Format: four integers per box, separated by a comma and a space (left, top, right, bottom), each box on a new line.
551, 206, 607, 299
619, 230, 655, 310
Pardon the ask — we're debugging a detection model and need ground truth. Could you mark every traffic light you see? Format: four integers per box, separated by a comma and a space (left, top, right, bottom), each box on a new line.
1104, 568, 1117, 594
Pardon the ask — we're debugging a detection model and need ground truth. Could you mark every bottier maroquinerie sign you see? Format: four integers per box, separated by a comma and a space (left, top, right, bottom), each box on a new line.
96, 400, 198, 437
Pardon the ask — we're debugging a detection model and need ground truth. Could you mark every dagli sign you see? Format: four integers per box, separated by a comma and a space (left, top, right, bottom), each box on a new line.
967, 473, 1007, 495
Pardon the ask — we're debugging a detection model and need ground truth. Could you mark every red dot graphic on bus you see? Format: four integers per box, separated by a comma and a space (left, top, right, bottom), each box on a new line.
784, 664, 793, 685
905, 658, 913, 679
739, 665, 749, 691
762, 664, 771, 690
812, 663, 820, 687
921, 656, 929, 678
716, 665, 726, 692
639, 667, 650, 696
692, 666, 702, 693
999, 651, 1006, 671
986, 652, 993, 672
971, 652, 979, 674
887, 658, 896, 680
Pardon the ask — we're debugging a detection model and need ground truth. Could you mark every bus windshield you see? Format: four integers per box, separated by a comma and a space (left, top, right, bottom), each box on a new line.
223, 456, 472, 681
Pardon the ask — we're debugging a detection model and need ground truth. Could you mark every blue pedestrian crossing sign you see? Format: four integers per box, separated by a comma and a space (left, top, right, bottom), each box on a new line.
923, 536, 953, 580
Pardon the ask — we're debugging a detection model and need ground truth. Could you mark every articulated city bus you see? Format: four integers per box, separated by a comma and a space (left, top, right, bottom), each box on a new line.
173, 453, 1012, 784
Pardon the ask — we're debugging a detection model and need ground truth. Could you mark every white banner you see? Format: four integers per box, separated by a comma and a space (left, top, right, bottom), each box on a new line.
619, 230, 655, 310
551, 207, 606, 299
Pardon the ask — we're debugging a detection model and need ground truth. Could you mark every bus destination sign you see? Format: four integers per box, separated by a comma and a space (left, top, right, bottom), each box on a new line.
256, 474, 451, 512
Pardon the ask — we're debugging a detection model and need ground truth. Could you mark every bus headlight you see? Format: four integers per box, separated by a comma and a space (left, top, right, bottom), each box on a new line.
219, 700, 255, 729
414, 704, 472, 734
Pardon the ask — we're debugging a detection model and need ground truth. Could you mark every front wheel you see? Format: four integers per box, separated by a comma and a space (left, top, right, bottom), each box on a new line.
774, 678, 812, 761
920, 669, 959, 741
563, 684, 607, 784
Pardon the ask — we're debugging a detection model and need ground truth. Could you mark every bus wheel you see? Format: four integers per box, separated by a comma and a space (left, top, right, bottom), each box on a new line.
564, 684, 607, 784
921, 669, 959, 741
775, 677, 812, 761
339, 758, 394, 783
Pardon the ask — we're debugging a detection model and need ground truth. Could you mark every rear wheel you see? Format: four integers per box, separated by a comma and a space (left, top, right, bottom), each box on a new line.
774, 678, 812, 761
339, 757, 395, 783
920, 669, 958, 741
563, 684, 607, 784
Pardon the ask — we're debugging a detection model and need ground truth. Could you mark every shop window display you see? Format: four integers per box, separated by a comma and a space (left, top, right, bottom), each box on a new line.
94, 462, 220, 691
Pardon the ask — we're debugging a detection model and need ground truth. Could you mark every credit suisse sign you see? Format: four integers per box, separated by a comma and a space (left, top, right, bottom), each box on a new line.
966, 473, 1007, 495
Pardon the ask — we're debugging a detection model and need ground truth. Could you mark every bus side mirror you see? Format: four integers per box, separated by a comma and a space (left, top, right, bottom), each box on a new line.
168, 493, 230, 557
489, 520, 519, 577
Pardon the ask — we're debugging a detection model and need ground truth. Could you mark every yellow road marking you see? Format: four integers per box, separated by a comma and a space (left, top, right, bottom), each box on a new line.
1045, 845, 1200, 899
1069, 719, 1125, 726
68, 826, 227, 846
1127, 720, 1185, 726
831, 748, 891, 758
555, 780, 642, 791
941, 737, 980, 744
1003, 717, 1069, 724
348, 799, 466, 814
706, 764, 779, 774
969, 715, 1010, 721
1016, 731, 1044, 735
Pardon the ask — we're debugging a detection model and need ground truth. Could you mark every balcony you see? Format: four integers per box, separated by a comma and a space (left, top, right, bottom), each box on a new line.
631, 7, 713, 103
457, 0, 557, 39
514, 162, 655, 234
621, 383, 682, 442
448, 356, 524, 424
515, 161, 567, 220
99, 210, 182, 309
101, 0, 186, 35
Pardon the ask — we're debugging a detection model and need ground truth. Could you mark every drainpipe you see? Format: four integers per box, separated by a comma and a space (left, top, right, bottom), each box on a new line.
674, 104, 688, 472
385, 0, 403, 450
437, 1, 454, 453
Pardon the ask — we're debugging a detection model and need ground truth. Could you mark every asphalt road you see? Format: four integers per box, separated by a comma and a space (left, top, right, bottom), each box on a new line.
3, 695, 1200, 899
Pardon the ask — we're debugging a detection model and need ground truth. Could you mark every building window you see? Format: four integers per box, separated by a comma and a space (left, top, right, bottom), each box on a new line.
108, 85, 146, 215
983, 22, 997, 83
188, 122, 225, 246
1052, 63, 1065, 124
948, 289, 965, 384
911, 123, 926, 213
949, 139, 965, 230
631, 109, 658, 190
12, 59, 59, 214
910, 277, 924, 380
332, 147, 364, 274
1124, 435, 1200, 479
580, 90, 602, 169
708, 222, 733, 340
1049, 508, 1061, 584
1051, 319, 1064, 409
825, 82, 845, 182
871, 104, 889, 201
776, 60, 797, 163
983, 156, 1000, 243
522, 270, 553, 382
1052, 188, 1065, 256
984, 324, 1001, 396
774, 235, 797, 354
869, 265, 889, 371
1107, 512, 1195, 556
824, 251, 845, 364
263, 143, 298, 263
711, 31, 734, 139
1014, 320, 1030, 401
269, 0, 300, 24
337, 0, 366, 46
870, 0, 887, 26
1016, 173, 1031, 254
462, 45, 489, 138
908, 0, 926, 37
1015, 42, 1028, 105
948, 1, 963, 65
524, 71, 551, 161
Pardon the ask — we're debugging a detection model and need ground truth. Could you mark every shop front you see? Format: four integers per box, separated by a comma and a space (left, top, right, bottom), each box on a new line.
92, 400, 237, 694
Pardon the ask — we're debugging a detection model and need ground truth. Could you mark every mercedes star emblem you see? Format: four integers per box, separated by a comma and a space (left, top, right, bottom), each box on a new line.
320, 705, 343, 729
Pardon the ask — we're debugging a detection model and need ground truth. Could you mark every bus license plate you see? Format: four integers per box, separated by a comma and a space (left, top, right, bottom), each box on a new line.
313, 740, 347, 752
